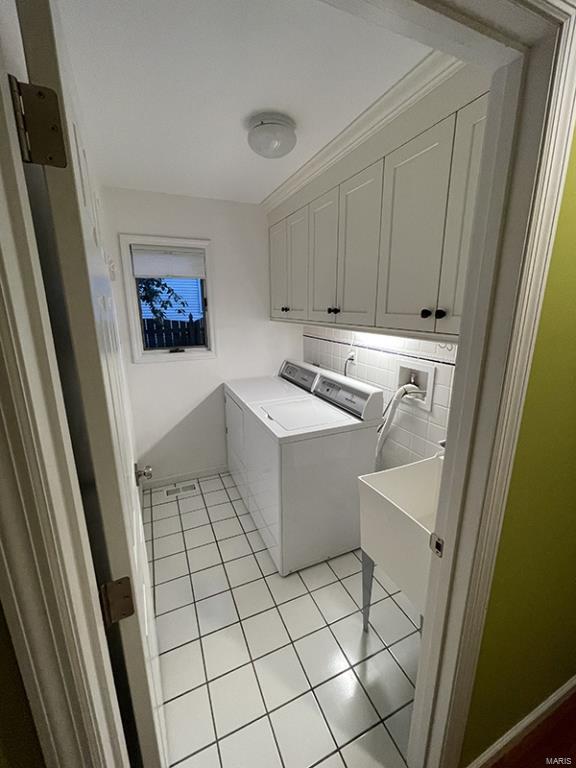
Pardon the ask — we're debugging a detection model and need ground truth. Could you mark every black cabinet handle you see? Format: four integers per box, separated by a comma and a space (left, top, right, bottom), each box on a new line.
333, 307, 341, 315
435, 308, 447, 319
420, 308, 432, 318
327, 307, 333, 314
280, 306, 291, 312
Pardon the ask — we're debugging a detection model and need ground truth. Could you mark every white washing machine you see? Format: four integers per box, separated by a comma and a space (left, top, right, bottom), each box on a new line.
224, 360, 319, 404
225, 361, 383, 575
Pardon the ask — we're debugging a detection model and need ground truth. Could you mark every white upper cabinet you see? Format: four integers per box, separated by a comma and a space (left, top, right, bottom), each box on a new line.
269, 219, 288, 319
270, 208, 309, 320
436, 95, 488, 334
376, 115, 456, 332
308, 187, 339, 323
269, 94, 488, 337
286, 206, 309, 320
336, 160, 384, 326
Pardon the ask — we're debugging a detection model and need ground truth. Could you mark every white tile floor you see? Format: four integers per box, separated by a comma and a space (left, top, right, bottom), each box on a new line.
144, 472, 421, 768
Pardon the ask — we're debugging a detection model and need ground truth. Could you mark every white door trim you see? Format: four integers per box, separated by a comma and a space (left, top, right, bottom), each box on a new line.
1, 3, 575, 768
0, 71, 129, 768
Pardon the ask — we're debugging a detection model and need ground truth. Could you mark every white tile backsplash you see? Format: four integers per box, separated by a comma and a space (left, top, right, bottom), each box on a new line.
303, 326, 457, 469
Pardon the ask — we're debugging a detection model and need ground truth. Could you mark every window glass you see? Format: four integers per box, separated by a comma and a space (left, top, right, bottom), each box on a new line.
130, 244, 209, 352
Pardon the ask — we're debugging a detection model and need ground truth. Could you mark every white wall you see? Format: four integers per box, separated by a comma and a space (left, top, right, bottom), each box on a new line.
303, 326, 456, 468
102, 187, 302, 482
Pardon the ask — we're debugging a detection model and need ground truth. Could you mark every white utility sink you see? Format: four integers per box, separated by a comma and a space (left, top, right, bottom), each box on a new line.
358, 455, 444, 616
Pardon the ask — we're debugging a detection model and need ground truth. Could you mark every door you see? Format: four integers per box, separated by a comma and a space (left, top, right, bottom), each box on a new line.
376, 115, 456, 332
15, 0, 167, 765
285, 205, 309, 319
308, 187, 339, 322
436, 95, 488, 334
269, 218, 288, 318
336, 160, 383, 326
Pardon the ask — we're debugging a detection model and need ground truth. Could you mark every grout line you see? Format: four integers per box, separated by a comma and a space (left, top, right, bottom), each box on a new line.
301, 563, 416, 764
154, 575, 416, 655
248, 550, 343, 764
155, 553, 258, 588
167, 703, 413, 768
293, 555, 417, 755
199, 476, 286, 768
158, 600, 397, 663
390, 593, 421, 632
173, 488, 224, 768
309, 564, 418, 696
381, 702, 413, 768
161, 608, 419, 706
154, 545, 411, 638
154, 568, 393, 623
149, 489, 156, 614
219, 479, 287, 768
154, 475, 419, 765
152, 524, 261, 561
299, 578, 383, 746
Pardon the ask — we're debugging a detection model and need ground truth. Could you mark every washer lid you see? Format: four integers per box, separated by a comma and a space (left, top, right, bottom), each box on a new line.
225, 376, 300, 403
259, 398, 353, 431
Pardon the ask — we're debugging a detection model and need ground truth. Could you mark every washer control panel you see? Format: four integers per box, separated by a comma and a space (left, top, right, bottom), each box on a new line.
279, 360, 318, 392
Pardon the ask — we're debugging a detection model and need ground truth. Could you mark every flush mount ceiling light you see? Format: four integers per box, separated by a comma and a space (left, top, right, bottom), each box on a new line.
247, 112, 297, 159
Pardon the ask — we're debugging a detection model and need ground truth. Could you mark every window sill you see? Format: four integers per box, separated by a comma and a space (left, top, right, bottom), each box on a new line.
132, 348, 216, 364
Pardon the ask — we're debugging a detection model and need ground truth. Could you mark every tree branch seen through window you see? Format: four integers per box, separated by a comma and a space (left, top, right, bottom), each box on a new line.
137, 278, 188, 322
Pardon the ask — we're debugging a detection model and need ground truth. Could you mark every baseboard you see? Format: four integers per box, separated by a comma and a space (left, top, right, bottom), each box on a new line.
466, 674, 576, 768
143, 464, 229, 490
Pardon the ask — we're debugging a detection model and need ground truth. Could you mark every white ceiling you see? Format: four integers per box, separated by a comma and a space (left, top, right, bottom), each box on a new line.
57, 0, 430, 203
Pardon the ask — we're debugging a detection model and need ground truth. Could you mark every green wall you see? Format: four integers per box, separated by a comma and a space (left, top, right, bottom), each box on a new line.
460, 142, 576, 763
0, 604, 45, 768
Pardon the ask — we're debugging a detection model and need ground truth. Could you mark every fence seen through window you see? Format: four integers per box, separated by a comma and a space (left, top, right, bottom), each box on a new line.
131, 244, 209, 353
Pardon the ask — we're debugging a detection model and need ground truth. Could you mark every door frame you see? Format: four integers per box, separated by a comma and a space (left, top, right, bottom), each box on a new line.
0, 65, 129, 768
0, 3, 575, 768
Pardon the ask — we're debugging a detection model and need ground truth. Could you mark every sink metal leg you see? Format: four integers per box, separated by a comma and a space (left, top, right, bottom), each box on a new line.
361, 551, 375, 632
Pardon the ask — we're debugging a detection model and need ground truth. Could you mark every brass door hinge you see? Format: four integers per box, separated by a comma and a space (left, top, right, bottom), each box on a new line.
99, 577, 135, 628
8, 74, 67, 167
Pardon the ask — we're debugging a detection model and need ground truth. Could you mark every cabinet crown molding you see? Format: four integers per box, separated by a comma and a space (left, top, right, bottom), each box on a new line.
261, 50, 464, 213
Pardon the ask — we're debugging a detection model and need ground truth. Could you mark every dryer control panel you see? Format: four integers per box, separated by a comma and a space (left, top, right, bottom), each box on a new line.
277, 360, 384, 421
314, 374, 382, 421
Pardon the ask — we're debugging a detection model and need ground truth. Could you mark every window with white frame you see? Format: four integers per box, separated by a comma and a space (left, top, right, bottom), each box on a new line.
121, 236, 214, 362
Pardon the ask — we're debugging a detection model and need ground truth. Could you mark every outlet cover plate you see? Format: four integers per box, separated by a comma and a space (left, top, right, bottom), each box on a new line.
397, 358, 436, 412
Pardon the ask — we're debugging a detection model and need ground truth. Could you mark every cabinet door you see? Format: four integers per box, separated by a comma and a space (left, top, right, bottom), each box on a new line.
308, 188, 339, 323
286, 206, 309, 320
269, 219, 288, 318
336, 160, 383, 326
376, 116, 456, 332
436, 95, 488, 334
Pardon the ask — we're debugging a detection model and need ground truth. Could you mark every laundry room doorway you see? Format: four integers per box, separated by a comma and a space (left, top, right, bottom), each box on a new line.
0, 1, 574, 768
